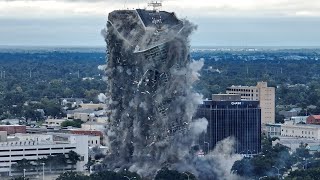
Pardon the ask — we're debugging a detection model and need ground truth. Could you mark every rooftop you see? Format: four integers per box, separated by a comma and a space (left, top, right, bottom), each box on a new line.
309, 115, 320, 119
0, 125, 25, 127
282, 123, 320, 129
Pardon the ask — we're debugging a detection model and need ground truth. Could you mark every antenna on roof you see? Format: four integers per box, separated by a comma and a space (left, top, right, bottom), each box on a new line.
124, 0, 127, 9
148, 0, 162, 11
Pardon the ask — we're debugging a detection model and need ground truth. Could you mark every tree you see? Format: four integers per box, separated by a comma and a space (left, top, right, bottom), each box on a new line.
232, 140, 294, 179
56, 171, 89, 180
68, 150, 80, 168
41, 98, 64, 118
275, 113, 285, 124
45, 154, 67, 170
155, 167, 196, 180
295, 143, 311, 159
85, 156, 95, 171
89, 171, 123, 180
61, 119, 83, 128
231, 158, 253, 177
10, 177, 30, 180
12, 158, 33, 171
285, 168, 320, 180
55, 154, 68, 167
118, 170, 142, 180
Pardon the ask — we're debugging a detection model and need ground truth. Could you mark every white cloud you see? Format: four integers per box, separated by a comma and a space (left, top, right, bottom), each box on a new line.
0, 0, 320, 18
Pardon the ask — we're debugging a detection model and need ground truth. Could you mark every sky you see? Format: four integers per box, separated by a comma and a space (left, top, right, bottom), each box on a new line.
0, 0, 320, 47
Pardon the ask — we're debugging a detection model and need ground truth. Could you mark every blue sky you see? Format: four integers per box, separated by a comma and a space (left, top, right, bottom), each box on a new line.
0, 0, 320, 47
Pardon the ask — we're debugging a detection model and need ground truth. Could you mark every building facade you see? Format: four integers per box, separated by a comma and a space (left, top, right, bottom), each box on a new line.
289, 116, 308, 124
44, 119, 67, 127
307, 115, 320, 125
196, 95, 261, 155
281, 124, 320, 139
0, 125, 26, 135
70, 130, 103, 146
226, 81, 275, 125
0, 133, 88, 176
266, 123, 282, 137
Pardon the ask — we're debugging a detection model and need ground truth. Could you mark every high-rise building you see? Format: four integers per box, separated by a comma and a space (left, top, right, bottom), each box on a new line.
102, 3, 199, 172
226, 81, 275, 125
196, 94, 261, 155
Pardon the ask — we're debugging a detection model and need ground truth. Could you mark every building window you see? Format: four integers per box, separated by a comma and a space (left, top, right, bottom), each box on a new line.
11, 155, 23, 157
11, 149, 23, 152
25, 149, 37, 151
39, 154, 50, 156
25, 154, 37, 156
65, 147, 76, 150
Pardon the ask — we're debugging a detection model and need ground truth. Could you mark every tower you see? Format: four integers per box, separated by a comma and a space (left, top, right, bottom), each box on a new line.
102, 4, 198, 176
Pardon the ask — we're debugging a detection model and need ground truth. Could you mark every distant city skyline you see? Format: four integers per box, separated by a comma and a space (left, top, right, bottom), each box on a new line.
0, 0, 320, 47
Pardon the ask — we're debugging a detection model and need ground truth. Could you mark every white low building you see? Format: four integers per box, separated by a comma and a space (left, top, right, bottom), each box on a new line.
80, 103, 106, 110
281, 124, 320, 139
81, 122, 106, 131
43, 119, 67, 127
0, 133, 88, 176
285, 116, 308, 124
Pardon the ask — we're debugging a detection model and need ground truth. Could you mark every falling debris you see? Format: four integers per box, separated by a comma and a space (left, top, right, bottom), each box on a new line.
99, 5, 241, 180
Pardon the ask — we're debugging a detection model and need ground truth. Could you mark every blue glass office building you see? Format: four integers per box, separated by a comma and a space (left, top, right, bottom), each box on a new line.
196, 97, 261, 155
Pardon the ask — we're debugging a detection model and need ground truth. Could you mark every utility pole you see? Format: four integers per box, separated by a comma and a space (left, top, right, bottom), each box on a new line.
77, 70, 80, 78
42, 163, 45, 180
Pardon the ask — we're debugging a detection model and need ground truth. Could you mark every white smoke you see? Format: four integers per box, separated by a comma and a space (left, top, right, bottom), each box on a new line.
98, 93, 107, 103
190, 118, 208, 135
98, 65, 107, 71
209, 138, 243, 180
174, 137, 243, 180
188, 59, 205, 82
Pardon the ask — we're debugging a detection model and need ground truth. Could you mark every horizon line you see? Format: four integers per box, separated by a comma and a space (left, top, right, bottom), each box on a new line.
1, 45, 320, 49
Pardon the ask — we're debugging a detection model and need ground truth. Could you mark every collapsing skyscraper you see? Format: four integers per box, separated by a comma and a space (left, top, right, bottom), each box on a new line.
100, 2, 208, 177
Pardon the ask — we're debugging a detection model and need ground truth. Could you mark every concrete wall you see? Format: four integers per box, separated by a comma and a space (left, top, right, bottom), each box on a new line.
0, 131, 7, 142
